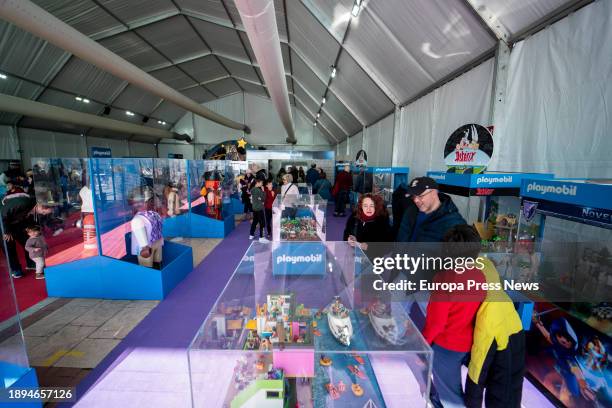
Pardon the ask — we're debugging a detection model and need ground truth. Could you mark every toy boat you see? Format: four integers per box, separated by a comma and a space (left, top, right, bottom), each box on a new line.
352, 354, 365, 365
327, 296, 353, 346
368, 301, 409, 346
348, 365, 366, 379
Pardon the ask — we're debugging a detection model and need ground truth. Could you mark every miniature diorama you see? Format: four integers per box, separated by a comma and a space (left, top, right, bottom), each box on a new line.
273, 194, 326, 242
518, 178, 612, 407
188, 241, 433, 408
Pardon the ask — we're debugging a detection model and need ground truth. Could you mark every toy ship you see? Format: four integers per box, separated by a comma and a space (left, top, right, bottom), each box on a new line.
368, 301, 409, 346
327, 296, 353, 347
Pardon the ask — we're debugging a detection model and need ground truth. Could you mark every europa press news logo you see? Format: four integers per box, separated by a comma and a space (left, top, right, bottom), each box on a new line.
276, 254, 323, 265
526, 182, 577, 196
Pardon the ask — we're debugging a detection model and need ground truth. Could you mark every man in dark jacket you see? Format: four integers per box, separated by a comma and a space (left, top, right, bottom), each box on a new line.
1, 191, 52, 278
333, 165, 352, 217
305, 164, 319, 188
396, 177, 466, 242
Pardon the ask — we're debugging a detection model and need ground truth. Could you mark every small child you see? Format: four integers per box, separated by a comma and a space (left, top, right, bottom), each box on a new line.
24, 225, 47, 280
264, 180, 276, 239
423, 224, 486, 408
249, 177, 267, 242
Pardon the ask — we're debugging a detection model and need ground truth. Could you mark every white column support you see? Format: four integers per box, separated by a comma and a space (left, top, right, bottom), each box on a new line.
489, 41, 511, 145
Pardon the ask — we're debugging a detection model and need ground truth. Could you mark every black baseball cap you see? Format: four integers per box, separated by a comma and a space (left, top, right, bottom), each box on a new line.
406, 177, 438, 196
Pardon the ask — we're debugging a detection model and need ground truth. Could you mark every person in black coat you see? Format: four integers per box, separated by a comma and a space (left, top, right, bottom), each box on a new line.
343, 193, 392, 254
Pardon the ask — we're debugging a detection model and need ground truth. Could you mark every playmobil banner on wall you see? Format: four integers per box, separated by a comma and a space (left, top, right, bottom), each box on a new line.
444, 124, 494, 174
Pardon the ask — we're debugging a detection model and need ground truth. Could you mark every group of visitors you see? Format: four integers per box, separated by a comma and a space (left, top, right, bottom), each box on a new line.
342, 175, 525, 408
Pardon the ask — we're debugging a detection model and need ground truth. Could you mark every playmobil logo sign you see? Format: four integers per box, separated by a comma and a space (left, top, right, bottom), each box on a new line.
526, 182, 577, 196
276, 254, 323, 265
581, 208, 611, 223
476, 175, 513, 184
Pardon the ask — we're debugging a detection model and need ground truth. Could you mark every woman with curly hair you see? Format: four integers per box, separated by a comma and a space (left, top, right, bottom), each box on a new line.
343, 193, 392, 252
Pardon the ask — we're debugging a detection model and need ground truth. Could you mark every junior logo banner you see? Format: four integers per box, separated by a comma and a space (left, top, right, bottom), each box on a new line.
272, 242, 326, 276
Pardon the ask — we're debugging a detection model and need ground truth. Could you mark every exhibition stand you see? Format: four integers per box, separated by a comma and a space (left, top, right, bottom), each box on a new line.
32, 157, 193, 300
517, 178, 612, 407
188, 241, 433, 408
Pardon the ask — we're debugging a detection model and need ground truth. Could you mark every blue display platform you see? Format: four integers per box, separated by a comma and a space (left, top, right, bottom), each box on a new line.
45, 241, 193, 300
230, 196, 244, 215
163, 204, 235, 238
427, 171, 554, 196
0, 364, 41, 408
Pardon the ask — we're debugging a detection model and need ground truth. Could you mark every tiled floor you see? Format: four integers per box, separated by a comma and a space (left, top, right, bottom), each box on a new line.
0, 235, 225, 399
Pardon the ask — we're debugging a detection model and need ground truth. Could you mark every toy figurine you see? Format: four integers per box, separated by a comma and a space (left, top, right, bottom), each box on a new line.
352, 354, 365, 365
337, 380, 346, 393
325, 383, 340, 400
319, 355, 332, 366
260, 338, 272, 351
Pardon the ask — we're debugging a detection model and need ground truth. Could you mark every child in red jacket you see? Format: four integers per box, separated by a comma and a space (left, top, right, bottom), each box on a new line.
422, 224, 486, 408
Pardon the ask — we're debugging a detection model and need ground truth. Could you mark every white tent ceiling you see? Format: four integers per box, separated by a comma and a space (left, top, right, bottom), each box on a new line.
0, 0, 591, 143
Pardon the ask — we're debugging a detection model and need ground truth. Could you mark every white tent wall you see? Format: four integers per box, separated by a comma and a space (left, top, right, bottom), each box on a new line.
337, 139, 349, 161
128, 141, 156, 158
84, 136, 129, 158
489, 0, 612, 178
363, 114, 394, 167
0, 126, 20, 161
157, 142, 195, 160
19, 128, 87, 168
348, 131, 364, 161
393, 59, 494, 176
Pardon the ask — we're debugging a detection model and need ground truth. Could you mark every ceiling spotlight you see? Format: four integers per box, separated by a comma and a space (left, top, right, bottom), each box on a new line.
316, 112, 320, 118
330, 66, 337, 79
75, 96, 82, 101
351, 0, 363, 17
313, 122, 317, 127
157, 120, 166, 125
0, 73, 7, 80
126, 110, 135, 116
82, 98, 90, 104
321, 97, 326, 105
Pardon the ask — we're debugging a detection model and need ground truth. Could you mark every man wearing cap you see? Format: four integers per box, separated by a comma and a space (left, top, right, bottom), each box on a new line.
396, 176, 465, 242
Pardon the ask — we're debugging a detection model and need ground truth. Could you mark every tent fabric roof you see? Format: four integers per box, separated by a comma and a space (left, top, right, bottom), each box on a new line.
0, 0, 586, 143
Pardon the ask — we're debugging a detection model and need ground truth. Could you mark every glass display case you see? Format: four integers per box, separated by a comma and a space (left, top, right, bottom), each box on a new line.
31, 158, 96, 266
427, 171, 553, 251
188, 241, 432, 408
272, 194, 326, 242
0, 218, 39, 395
517, 178, 612, 407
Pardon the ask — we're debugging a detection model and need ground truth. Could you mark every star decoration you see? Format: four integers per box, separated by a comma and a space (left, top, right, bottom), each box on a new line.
237, 138, 248, 149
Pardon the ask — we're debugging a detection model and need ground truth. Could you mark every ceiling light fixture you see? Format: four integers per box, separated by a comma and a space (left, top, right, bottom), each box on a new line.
351, 0, 363, 17
75, 96, 82, 101
322, 97, 326, 105
313, 122, 317, 127
157, 120, 166, 125
0, 73, 7, 80
126, 110, 135, 116
316, 112, 320, 118
330, 66, 337, 79
82, 98, 90, 104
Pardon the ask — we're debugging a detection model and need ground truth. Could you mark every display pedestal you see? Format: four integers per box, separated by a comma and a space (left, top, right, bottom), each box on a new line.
1, 366, 41, 408
45, 241, 193, 300
163, 209, 235, 238
230, 197, 244, 215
